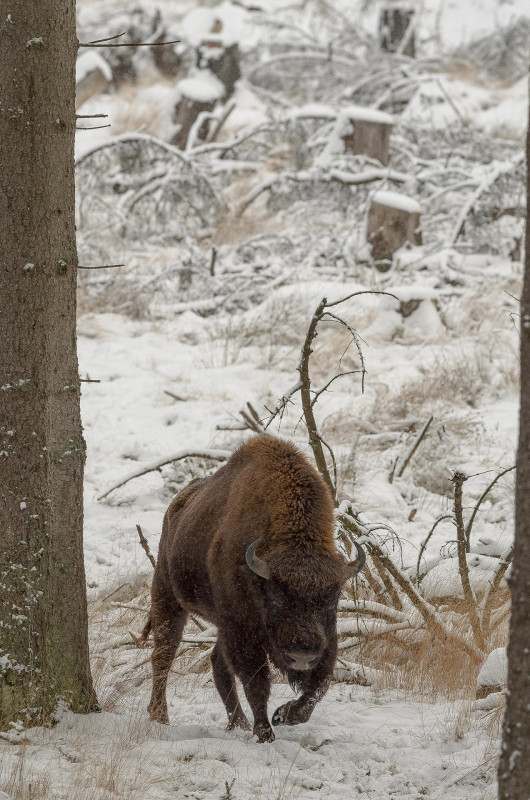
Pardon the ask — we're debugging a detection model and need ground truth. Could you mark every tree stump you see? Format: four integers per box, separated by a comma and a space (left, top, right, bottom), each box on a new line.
195, 18, 241, 99
378, 4, 416, 58
197, 39, 241, 99
367, 190, 422, 265
334, 106, 394, 166
171, 75, 225, 150
75, 52, 112, 110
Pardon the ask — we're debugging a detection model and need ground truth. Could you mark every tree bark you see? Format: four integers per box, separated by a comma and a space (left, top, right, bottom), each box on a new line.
497, 84, 530, 798
0, 2, 96, 727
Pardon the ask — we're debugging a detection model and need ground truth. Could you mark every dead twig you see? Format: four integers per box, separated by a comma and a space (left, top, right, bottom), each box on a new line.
465, 465, 515, 550
452, 472, 486, 651
136, 524, 156, 569
481, 547, 513, 631
390, 415, 433, 483
416, 514, 454, 582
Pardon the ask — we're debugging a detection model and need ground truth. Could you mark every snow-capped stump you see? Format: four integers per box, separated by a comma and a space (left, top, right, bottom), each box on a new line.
75, 52, 112, 110
331, 106, 394, 166
378, 4, 416, 58
476, 647, 507, 699
367, 190, 422, 265
172, 74, 225, 149
196, 20, 241, 99
362, 286, 444, 342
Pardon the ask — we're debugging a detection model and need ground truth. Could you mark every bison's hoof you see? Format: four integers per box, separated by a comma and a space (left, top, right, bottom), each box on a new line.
272, 702, 311, 726
254, 723, 275, 743
272, 701, 293, 726
227, 713, 251, 731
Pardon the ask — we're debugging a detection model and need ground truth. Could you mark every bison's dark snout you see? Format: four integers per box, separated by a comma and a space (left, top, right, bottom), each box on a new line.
283, 648, 321, 671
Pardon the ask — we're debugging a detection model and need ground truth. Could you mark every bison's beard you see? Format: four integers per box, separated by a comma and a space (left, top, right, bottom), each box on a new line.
286, 668, 306, 692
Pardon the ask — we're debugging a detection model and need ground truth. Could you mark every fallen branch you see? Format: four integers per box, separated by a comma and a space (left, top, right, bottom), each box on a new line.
237, 168, 408, 216
450, 156, 524, 244
98, 449, 231, 500
390, 415, 433, 482
339, 505, 485, 663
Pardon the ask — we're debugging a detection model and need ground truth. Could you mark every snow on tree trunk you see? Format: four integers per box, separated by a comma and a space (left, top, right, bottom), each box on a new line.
498, 90, 530, 800
367, 190, 422, 266
333, 106, 394, 166
0, 0, 96, 728
378, 4, 416, 58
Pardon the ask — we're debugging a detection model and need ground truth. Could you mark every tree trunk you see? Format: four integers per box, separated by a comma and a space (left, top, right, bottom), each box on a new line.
378, 5, 416, 58
0, 2, 96, 727
498, 85, 530, 800
367, 191, 422, 267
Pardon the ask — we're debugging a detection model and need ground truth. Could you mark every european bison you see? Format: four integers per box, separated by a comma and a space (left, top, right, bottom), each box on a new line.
144, 435, 365, 742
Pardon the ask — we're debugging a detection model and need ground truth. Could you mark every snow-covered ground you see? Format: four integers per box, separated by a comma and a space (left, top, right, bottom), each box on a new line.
1, 0, 526, 796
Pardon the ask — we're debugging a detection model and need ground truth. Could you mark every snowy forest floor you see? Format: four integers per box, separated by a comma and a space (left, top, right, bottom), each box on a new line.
1, 0, 527, 796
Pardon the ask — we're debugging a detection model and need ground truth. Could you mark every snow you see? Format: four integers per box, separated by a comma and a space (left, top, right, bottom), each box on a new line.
372, 191, 423, 214
76, 50, 113, 84
342, 104, 395, 125
421, 554, 506, 600
5, 0, 525, 795
181, 1, 247, 47
176, 73, 226, 104
477, 647, 508, 689
0, 694, 499, 800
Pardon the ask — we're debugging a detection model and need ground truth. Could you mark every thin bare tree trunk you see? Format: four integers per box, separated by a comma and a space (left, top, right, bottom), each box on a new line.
498, 83, 530, 799
0, 1, 96, 725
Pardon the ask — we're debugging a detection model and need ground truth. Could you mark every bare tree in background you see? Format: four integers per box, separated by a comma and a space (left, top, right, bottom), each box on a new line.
498, 87, 530, 798
0, 2, 96, 725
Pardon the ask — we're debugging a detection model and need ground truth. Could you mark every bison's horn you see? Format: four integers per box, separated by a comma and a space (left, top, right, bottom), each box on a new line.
246, 539, 271, 580
342, 541, 366, 580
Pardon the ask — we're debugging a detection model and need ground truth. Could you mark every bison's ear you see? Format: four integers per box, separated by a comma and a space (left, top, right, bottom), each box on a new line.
246, 539, 271, 580
342, 541, 366, 581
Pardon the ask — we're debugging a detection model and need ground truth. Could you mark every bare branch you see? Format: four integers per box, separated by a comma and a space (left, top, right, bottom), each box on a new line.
136, 524, 156, 569
481, 547, 513, 632
78, 39, 180, 49
310, 370, 361, 407
416, 514, 454, 582
322, 311, 367, 391
86, 31, 127, 44
98, 449, 231, 501
263, 380, 303, 429
465, 465, 515, 549
452, 471, 485, 650
77, 264, 124, 269
392, 415, 433, 482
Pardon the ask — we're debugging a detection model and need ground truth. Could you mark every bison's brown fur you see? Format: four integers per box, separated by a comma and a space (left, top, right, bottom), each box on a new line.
145, 435, 364, 742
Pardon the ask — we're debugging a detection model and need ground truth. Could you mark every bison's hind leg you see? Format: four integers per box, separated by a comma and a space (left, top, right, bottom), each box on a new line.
211, 643, 251, 732
148, 595, 187, 724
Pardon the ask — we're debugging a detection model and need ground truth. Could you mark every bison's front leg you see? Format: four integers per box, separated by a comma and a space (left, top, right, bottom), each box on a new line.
219, 632, 274, 743
272, 643, 335, 727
